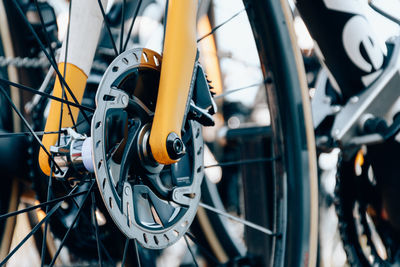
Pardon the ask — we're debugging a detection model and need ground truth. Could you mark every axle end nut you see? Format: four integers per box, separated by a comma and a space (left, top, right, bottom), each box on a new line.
166, 132, 186, 160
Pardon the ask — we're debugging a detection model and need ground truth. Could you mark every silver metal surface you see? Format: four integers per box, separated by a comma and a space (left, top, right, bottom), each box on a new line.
199, 202, 275, 236
91, 48, 204, 249
0, 55, 49, 68
50, 128, 88, 179
312, 69, 337, 128
331, 37, 400, 146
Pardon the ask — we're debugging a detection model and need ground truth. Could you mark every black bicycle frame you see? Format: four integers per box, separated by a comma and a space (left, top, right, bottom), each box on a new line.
296, 0, 387, 103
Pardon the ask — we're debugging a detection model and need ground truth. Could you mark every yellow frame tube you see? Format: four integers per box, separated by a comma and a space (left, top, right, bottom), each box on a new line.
40, 0, 198, 175
197, 14, 223, 96
38, 63, 87, 176
149, 0, 198, 164
38, 0, 106, 175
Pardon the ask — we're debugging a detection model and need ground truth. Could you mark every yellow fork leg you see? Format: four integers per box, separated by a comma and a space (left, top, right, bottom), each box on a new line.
39, 0, 107, 176
38, 64, 87, 175
149, 0, 198, 165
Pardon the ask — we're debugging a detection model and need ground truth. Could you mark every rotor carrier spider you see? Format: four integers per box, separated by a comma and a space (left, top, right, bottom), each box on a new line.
90, 48, 210, 249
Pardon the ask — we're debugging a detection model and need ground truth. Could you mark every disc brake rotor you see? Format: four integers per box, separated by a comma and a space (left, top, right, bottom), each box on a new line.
91, 48, 204, 249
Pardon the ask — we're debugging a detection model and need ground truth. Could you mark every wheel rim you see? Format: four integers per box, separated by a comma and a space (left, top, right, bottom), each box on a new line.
0, 0, 317, 266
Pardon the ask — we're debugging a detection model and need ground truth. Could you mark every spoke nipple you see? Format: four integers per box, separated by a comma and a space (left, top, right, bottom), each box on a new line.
274, 232, 283, 238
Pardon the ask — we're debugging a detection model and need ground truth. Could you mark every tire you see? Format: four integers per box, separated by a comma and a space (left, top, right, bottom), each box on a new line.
0, 0, 27, 260
193, 1, 318, 266
0, 0, 318, 266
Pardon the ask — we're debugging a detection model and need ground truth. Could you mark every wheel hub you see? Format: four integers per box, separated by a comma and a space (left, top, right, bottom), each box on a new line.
91, 48, 204, 249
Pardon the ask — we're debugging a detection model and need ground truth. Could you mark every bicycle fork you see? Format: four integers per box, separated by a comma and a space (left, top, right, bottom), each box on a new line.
39, 0, 198, 175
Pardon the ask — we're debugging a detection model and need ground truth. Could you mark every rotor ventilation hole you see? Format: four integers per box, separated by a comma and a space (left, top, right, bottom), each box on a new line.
112, 66, 119, 72
127, 202, 131, 227
164, 234, 169, 242
96, 140, 101, 148
95, 121, 101, 129
143, 52, 148, 62
103, 94, 116, 101
197, 147, 202, 155
197, 166, 202, 173
122, 58, 129, 65
154, 236, 159, 245
109, 197, 113, 209
184, 193, 196, 199
102, 178, 106, 189
98, 160, 102, 169
153, 56, 159, 66
173, 230, 179, 237
143, 233, 148, 243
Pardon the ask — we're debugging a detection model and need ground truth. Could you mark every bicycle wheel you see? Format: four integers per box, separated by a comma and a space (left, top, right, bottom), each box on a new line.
0, 0, 318, 266
0, 0, 33, 261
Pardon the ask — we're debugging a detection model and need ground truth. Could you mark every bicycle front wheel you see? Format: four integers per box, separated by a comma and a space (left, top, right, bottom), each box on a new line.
194, 0, 319, 266
0, 0, 318, 266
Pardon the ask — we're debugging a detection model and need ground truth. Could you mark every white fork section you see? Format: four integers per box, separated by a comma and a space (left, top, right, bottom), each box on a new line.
58, 0, 108, 75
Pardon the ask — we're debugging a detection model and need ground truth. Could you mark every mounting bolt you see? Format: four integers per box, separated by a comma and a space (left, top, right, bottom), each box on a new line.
331, 105, 341, 113
166, 132, 186, 160
125, 186, 130, 196
121, 95, 128, 106
350, 96, 359, 104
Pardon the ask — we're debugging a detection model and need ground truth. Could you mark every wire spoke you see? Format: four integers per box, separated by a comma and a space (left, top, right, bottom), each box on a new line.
99, 239, 115, 265
25, 66, 54, 114
0, 130, 67, 138
0, 187, 85, 221
121, 238, 130, 267
33, 0, 57, 62
120, 0, 126, 53
57, 0, 77, 141
184, 235, 199, 267
41, 164, 53, 267
197, 7, 246, 42
123, 0, 143, 52
11, 0, 92, 124
97, 0, 119, 56
48, 182, 95, 267
91, 192, 103, 267
204, 157, 277, 169
0, 78, 95, 112
58, 178, 110, 263
56, 180, 114, 266
74, 113, 95, 128
0, 86, 63, 174
199, 203, 278, 236
0, 187, 79, 266
185, 232, 220, 265
214, 80, 268, 100
134, 239, 142, 267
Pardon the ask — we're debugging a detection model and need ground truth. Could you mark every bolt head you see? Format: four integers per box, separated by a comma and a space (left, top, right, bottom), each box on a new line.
331, 105, 341, 113
125, 186, 130, 196
350, 96, 359, 104
173, 139, 184, 154
166, 132, 186, 160
121, 95, 128, 106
